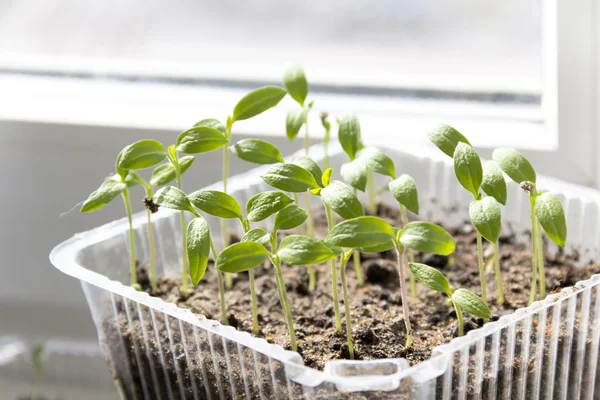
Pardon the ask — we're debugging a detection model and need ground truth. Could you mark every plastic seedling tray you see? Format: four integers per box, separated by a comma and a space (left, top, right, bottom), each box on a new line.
50, 143, 600, 399
0, 336, 117, 399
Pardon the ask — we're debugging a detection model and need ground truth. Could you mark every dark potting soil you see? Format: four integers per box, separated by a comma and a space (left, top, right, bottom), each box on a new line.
107, 203, 600, 399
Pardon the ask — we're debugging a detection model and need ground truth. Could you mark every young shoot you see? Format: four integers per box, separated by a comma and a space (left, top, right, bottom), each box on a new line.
30, 342, 45, 400
320, 112, 332, 170
217, 234, 339, 352
493, 148, 567, 304
152, 186, 227, 324
429, 125, 507, 304
409, 262, 492, 336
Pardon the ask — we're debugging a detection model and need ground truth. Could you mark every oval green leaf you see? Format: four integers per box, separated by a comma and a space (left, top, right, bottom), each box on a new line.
469, 197, 502, 244
326, 216, 394, 249
246, 191, 294, 222
117, 139, 167, 170
261, 163, 320, 192
428, 124, 471, 158
452, 289, 492, 319
187, 218, 211, 285
338, 115, 362, 161
400, 221, 455, 255
283, 64, 308, 105
274, 204, 308, 231
81, 179, 126, 212
357, 239, 395, 253
291, 155, 323, 187
286, 107, 307, 141
150, 156, 195, 187
389, 174, 419, 215
232, 86, 287, 122
153, 186, 195, 214
321, 180, 364, 220
277, 235, 340, 265
193, 118, 226, 134
481, 160, 507, 205
535, 192, 567, 247
229, 139, 284, 165
359, 147, 396, 179
492, 148, 537, 184
322, 168, 333, 187
176, 126, 228, 154
453, 142, 483, 198
216, 242, 271, 273
341, 159, 368, 192
241, 228, 270, 246
408, 262, 452, 296
188, 190, 243, 220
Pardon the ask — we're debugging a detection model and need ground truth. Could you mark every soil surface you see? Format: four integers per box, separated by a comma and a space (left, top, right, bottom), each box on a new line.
138, 203, 600, 371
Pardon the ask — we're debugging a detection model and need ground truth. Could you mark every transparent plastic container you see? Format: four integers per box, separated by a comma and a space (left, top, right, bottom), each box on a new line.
50, 144, 600, 399
0, 336, 117, 399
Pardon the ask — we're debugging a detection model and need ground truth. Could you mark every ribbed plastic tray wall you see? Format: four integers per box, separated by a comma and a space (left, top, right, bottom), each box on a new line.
52, 144, 600, 399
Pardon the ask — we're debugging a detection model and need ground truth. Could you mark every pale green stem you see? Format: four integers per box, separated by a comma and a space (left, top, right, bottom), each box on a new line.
494, 242, 504, 305
452, 301, 464, 336
210, 240, 228, 325
270, 235, 297, 351
32, 361, 43, 400
400, 205, 416, 296
323, 123, 330, 170
222, 143, 233, 289
304, 110, 310, 155
352, 250, 364, 286
537, 220, 546, 299
146, 208, 157, 291
528, 195, 538, 306
476, 231, 486, 303
396, 245, 413, 348
324, 203, 342, 333
241, 221, 259, 335
174, 161, 189, 293
366, 169, 376, 215
122, 189, 137, 286
292, 192, 316, 291
340, 252, 354, 359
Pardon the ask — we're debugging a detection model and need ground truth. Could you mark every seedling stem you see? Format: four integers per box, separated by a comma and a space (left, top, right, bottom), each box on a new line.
528, 193, 538, 305
476, 231, 486, 303
395, 244, 413, 348
453, 302, 464, 336
121, 188, 137, 286
145, 186, 157, 291
324, 202, 342, 333
270, 235, 298, 351
174, 159, 190, 293
493, 242, 504, 304
400, 205, 417, 296
222, 128, 233, 290
537, 220, 546, 298
339, 250, 355, 358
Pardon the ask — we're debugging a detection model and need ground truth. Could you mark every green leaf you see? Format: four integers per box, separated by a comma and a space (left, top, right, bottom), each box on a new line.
469, 197, 502, 244
356, 239, 396, 253
216, 242, 271, 273
492, 148, 537, 184
481, 161, 507, 205
326, 216, 394, 249
153, 186, 195, 214
176, 126, 228, 154
274, 204, 308, 231
186, 218, 211, 285
81, 179, 126, 212
428, 124, 471, 157
246, 191, 294, 222
535, 192, 567, 247
232, 86, 287, 122
453, 142, 483, 198
229, 139, 284, 165
150, 156, 195, 187
322, 168, 333, 187
408, 262, 452, 296
193, 118, 226, 134
389, 174, 419, 215
261, 163, 320, 192
283, 64, 308, 105
291, 155, 323, 187
341, 159, 368, 192
286, 107, 307, 141
338, 115, 362, 161
116, 139, 167, 170
452, 289, 492, 319
188, 190, 243, 220
321, 181, 364, 220
277, 235, 340, 265
359, 147, 396, 179
241, 228, 270, 246
400, 221, 455, 255
117, 171, 145, 188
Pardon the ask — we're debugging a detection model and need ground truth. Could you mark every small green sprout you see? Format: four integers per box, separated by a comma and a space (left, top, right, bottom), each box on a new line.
409, 262, 492, 336
493, 148, 567, 304
30, 342, 45, 400
320, 111, 332, 170
428, 125, 507, 304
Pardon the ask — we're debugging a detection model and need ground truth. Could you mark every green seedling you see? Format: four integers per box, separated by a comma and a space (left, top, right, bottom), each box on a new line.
30, 342, 45, 400
409, 262, 492, 336
493, 148, 567, 304
327, 217, 455, 348
428, 125, 507, 304
152, 186, 227, 324
320, 112, 332, 170
217, 233, 339, 351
